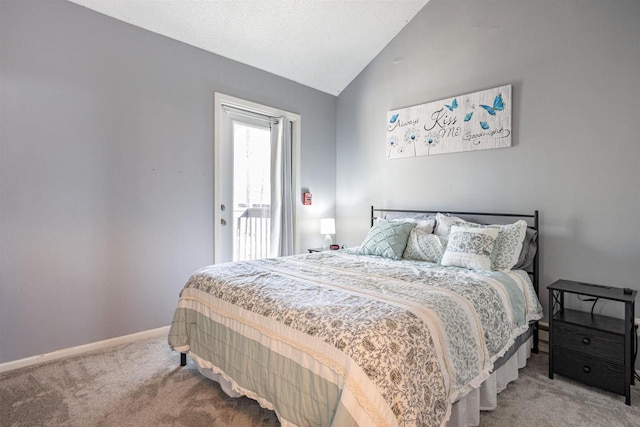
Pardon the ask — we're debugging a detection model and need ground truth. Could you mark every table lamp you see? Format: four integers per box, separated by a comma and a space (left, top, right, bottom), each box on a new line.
320, 218, 335, 250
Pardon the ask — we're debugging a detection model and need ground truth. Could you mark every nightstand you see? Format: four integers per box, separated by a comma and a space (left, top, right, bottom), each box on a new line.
308, 247, 343, 253
548, 279, 636, 405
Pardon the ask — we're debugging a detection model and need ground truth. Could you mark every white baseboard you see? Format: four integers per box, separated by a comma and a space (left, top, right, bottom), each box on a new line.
0, 325, 170, 374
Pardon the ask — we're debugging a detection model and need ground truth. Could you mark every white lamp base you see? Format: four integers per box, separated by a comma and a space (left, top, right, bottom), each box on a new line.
323, 234, 333, 250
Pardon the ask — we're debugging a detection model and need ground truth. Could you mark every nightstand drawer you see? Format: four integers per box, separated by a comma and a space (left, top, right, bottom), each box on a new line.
552, 321, 624, 364
553, 347, 625, 395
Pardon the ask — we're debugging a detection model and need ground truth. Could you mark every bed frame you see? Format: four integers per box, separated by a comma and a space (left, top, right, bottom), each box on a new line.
179, 206, 540, 367
371, 206, 540, 354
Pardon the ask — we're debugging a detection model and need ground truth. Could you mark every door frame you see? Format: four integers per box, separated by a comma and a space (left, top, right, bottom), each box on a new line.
213, 92, 301, 264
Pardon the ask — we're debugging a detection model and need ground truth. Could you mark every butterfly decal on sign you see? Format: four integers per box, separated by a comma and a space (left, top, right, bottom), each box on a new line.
389, 113, 399, 124
479, 94, 505, 116
463, 112, 473, 122
479, 121, 490, 130
445, 99, 458, 111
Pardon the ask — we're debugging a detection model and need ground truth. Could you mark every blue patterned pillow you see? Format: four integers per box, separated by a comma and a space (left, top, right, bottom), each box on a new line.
440, 225, 499, 270
358, 221, 416, 260
489, 220, 528, 270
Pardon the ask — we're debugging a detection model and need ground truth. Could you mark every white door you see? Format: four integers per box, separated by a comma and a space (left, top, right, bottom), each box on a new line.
214, 94, 301, 264
218, 110, 273, 263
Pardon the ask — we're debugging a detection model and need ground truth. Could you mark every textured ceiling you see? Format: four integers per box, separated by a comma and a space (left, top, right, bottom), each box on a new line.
67, 0, 429, 95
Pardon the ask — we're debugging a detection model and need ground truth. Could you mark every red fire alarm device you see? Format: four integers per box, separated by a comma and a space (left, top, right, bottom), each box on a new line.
303, 192, 312, 205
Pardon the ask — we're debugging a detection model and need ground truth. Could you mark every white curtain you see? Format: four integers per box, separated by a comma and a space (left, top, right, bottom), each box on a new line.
270, 117, 294, 257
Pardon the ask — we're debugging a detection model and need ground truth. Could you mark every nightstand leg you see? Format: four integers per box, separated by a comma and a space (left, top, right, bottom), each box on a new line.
625, 301, 632, 405
632, 301, 636, 387
548, 288, 554, 379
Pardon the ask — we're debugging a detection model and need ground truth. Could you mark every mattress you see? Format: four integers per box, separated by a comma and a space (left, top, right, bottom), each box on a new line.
168, 250, 542, 426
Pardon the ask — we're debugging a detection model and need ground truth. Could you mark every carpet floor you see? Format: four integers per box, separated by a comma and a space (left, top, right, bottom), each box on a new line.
1, 335, 639, 426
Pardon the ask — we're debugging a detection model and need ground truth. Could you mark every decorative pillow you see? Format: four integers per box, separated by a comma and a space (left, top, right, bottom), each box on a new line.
440, 225, 499, 270
403, 229, 446, 263
358, 221, 416, 260
390, 217, 435, 233
434, 213, 472, 237
463, 220, 528, 270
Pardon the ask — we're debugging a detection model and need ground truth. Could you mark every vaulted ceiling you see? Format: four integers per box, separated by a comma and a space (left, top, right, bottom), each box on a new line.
67, 0, 430, 95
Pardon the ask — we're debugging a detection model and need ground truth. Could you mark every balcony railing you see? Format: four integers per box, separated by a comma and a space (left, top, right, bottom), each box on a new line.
235, 206, 270, 261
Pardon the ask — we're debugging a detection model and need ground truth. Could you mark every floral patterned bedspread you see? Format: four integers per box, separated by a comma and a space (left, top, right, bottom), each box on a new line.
169, 251, 542, 427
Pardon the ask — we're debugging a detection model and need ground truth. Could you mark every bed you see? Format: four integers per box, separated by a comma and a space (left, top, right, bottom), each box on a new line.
168, 207, 543, 426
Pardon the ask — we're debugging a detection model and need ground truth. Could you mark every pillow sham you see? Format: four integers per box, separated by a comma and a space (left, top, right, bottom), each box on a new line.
402, 229, 447, 263
513, 227, 538, 270
440, 225, 499, 270
374, 218, 435, 233
390, 217, 435, 233
434, 213, 471, 237
358, 221, 416, 260
384, 212, 435, 221
494, 220, 528, 270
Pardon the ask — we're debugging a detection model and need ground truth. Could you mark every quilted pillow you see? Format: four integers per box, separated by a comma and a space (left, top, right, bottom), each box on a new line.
403, 229, 447, 263
358, 221, 416, 260
440, 225, 499, 270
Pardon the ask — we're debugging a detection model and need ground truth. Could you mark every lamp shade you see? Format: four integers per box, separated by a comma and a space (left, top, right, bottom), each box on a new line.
320, 218, 336, 235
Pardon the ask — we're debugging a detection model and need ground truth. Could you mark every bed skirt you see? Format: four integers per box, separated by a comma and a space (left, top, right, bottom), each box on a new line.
446, 336, 532, 426
191, 334, 533, 427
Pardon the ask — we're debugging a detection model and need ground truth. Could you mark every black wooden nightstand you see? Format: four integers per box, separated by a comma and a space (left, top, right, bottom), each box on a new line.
548, 279, 637, 405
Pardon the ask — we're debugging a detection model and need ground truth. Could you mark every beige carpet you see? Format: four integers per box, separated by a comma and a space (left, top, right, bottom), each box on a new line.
1, 335, 639, 426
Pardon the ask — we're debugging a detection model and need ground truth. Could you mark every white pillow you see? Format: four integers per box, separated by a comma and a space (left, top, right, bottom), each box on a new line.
440, 225, 499, 270
402, 229, 446, 263
391, 217, 435, 234
434, 213, 470, 237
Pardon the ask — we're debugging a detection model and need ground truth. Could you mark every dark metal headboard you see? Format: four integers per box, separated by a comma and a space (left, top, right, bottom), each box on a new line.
370, 206, 540, 296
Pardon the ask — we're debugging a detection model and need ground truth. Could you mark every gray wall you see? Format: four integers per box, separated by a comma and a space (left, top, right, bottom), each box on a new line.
336, 0, 640, 320
0, 0, 336, 363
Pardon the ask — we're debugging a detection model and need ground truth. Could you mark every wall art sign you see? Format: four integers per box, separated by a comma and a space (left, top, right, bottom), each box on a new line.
386, 84, 512, 159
